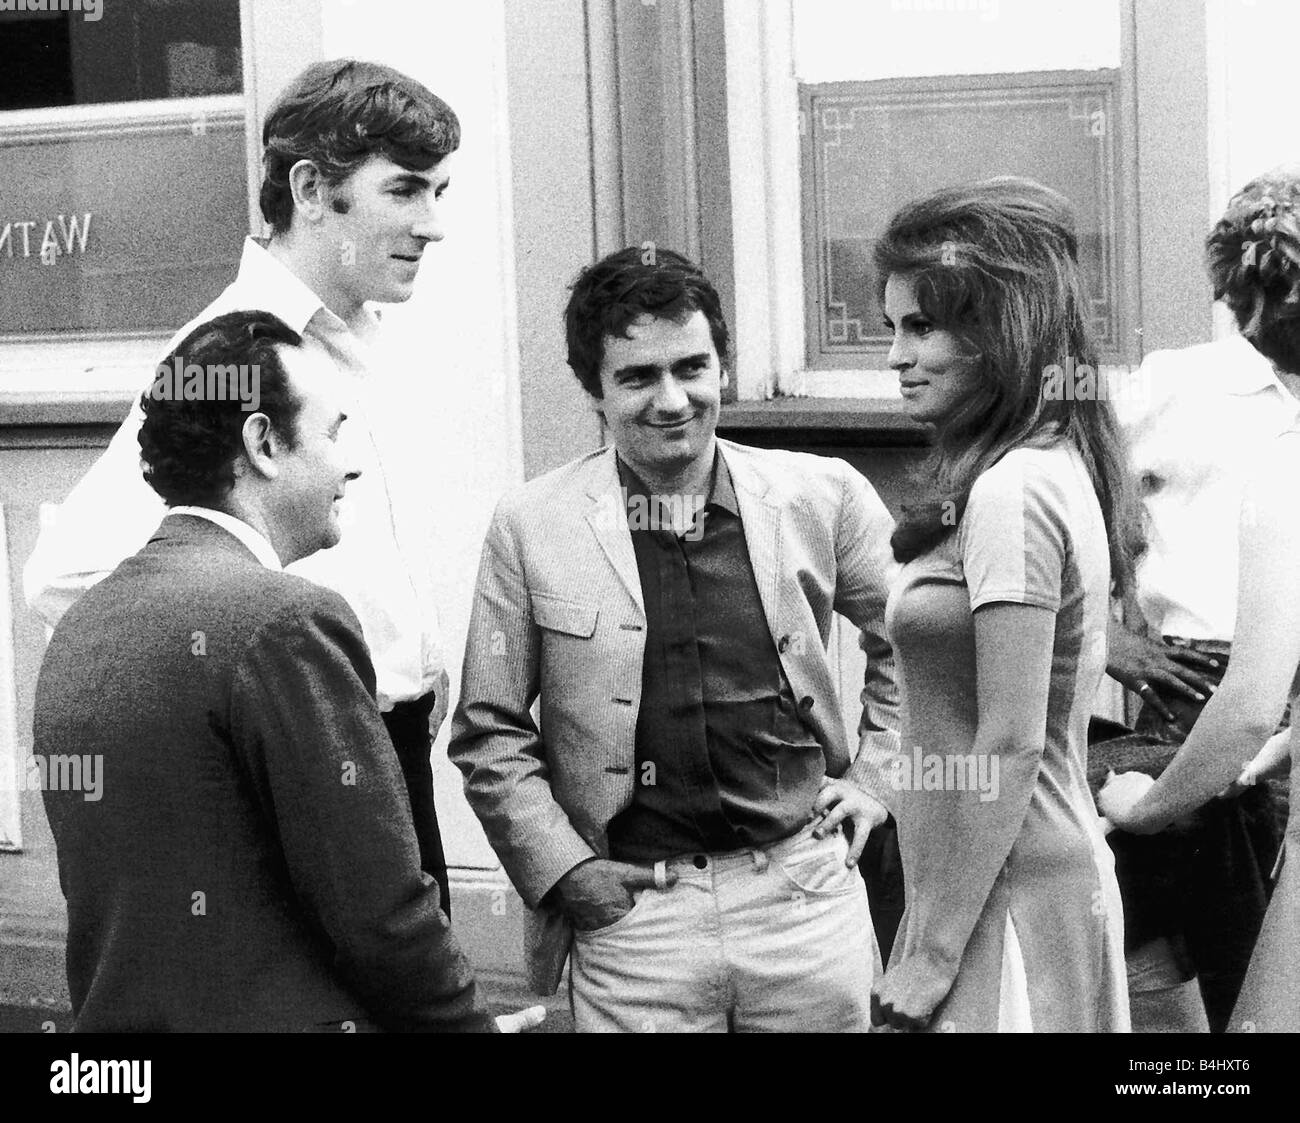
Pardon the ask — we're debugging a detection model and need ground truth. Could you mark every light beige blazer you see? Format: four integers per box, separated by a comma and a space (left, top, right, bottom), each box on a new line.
449, 439, 901, 993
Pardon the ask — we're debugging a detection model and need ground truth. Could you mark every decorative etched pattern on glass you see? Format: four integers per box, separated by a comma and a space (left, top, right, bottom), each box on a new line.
800, 71, 1123, 367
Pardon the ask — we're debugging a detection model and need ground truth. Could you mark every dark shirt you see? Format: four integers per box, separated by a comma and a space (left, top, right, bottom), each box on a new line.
605, 452, 825, 863
1100, 644, 1285, 1033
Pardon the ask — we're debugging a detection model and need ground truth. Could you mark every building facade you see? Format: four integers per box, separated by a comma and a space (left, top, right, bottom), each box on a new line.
0, 0, 1293, 1018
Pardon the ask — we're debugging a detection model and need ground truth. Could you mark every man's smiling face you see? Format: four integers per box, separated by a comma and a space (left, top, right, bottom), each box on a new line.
592, 310, 723, 484
322, 152, 452, 307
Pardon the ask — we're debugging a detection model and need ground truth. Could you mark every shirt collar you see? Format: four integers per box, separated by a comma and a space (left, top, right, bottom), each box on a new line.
168, 506, 282, 571
707, 451, 740, 516
235, 237, 383, 343
1221, 332, 1295, 398
614, 448, 740, 518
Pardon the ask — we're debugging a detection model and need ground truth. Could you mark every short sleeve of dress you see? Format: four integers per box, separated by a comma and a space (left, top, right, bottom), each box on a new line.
960, 450, 1068, 613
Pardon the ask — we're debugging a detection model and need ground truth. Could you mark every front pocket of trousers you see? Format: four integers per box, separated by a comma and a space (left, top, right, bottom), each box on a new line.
771, 847, 855, 898
575, 885, 660, 940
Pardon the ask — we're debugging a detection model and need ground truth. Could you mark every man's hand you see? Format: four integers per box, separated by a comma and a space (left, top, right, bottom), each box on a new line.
809, 778, 888, 867
551, 858, 676, 932
1098, 769, 1158, 833
1106, 621, 1220, 720
1218, 756, 1265, 801
495, 1005, 547, 1033
871, 960, 953, 1031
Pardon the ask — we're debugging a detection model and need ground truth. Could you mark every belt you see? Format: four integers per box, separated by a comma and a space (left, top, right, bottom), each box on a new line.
646, 822, 836, 889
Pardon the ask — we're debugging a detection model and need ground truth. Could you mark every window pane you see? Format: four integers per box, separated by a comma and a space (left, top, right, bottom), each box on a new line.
795, 1, 1128, 370
0, 110, 247, 335
794, 0, 1119, 82
0, 0, 241, 111
0, 0, 247, 337
802, 73, 1123, 366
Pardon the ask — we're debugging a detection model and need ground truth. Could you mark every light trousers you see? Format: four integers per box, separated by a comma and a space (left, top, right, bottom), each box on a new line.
570, 824, 879, 1032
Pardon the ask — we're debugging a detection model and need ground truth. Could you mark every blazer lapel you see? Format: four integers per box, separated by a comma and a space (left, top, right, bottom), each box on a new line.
583, 451, 645, 613
721, 443, 783, 631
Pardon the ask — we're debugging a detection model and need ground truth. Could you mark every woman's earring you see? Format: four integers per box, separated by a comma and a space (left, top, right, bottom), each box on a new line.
720, 371, 731, 389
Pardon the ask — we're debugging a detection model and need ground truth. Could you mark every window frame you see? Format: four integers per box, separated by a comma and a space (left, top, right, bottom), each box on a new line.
798, 68, 1135, 373
0, 0, 323, 394
709, 0, 1222, 404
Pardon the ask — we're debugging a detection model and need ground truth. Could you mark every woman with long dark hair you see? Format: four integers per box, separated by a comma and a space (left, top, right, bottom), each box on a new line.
870, 177, 1138, 1031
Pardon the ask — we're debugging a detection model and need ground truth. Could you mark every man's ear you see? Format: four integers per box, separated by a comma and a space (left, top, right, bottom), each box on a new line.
585, 389, 605, 420
241, 413, 282, 480
288, 159, 329, 224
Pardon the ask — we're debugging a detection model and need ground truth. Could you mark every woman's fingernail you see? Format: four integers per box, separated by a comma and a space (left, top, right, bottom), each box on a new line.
1195, 692, 1206, 701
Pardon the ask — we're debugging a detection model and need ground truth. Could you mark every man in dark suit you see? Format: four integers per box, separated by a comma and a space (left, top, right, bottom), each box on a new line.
34, 310, 533, 1032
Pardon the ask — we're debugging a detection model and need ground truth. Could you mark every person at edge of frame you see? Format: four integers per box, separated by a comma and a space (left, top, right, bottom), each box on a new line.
1102, 167, 1300, 1035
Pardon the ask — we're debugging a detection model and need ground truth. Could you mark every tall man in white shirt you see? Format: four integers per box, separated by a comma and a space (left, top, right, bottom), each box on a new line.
25, 59, 461, 912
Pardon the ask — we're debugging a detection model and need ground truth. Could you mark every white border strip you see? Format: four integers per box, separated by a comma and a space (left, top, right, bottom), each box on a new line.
0, 506, 23, 851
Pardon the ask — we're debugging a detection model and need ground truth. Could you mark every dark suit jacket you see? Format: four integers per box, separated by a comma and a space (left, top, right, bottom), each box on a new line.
34, 515, 494, 1032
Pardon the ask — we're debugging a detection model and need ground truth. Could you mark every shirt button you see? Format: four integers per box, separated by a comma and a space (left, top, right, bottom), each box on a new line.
799, 696, 815, 711
693, 854, 708, 869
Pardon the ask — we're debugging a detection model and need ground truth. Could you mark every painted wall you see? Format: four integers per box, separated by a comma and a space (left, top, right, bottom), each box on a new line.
0, 443, 106, 1012
504, 0, 603, 480
317, 0, 526, 870
1210, 0, 1300, 207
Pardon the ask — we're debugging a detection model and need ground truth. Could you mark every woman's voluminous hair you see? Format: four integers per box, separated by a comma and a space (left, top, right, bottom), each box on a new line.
874, 177, 1139, 591
259, 59, 460, 235
1206, 167, 1300, 375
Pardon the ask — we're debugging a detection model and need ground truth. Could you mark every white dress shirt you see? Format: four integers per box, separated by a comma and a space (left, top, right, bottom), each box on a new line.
168, 507, 281, 572
1112, 334, 1300, 641
24, 238, 445, 710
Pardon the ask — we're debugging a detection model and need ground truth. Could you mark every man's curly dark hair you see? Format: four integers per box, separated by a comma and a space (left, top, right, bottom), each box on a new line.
1206, 167, 1300, 374
564, 245, 730, 398
139, 311, 304, 507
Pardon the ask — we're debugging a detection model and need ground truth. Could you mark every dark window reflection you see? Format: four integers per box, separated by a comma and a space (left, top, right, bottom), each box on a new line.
0, 0, 241, 112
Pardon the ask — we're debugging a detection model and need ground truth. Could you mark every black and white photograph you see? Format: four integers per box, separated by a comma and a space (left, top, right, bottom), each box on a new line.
0, 0, 1292, 1101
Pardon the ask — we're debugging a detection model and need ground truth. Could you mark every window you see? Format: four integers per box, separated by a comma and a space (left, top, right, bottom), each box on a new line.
0, 0, 247, 345
719, 0, 1141, 400
0, 0, 242, 111
801, 69, 1127, 369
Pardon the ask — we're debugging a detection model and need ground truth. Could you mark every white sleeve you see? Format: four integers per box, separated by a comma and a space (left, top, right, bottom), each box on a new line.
23, 398, 166, 628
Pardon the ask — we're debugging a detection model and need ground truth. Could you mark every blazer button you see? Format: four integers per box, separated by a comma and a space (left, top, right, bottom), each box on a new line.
777, 634, 791, 654
799, 696, 815, 711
